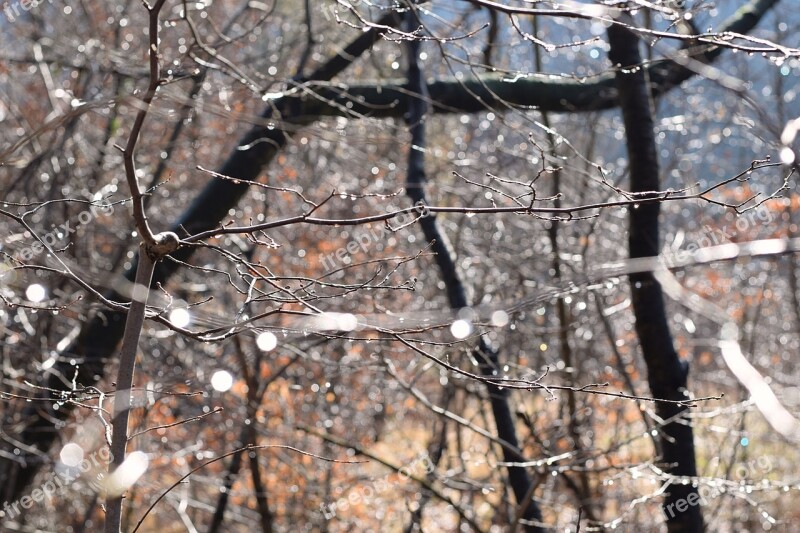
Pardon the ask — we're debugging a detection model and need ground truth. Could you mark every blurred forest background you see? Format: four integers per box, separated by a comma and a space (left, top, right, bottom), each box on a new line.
1, 0, 799, 531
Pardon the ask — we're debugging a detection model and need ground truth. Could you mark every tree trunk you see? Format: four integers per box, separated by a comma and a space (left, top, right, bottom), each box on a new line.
403, 16, 544, 530
608, 19, 704, 533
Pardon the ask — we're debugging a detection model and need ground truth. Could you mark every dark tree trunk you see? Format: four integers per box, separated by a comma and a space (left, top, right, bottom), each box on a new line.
403, 15, 544, 530
608, 19, 705, 533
